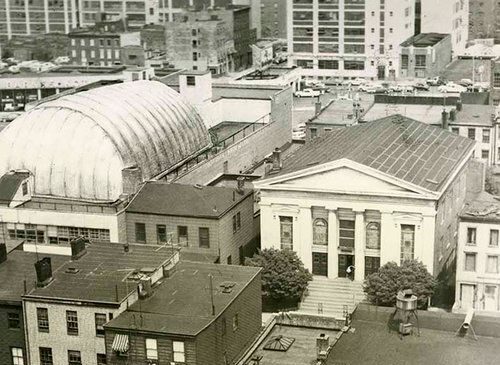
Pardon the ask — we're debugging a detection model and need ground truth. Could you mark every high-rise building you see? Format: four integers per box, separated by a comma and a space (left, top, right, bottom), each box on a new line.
420, 0, 469, 56
468, 0, 499, 43
261, 0, 287, 39
287, 0, 415, 81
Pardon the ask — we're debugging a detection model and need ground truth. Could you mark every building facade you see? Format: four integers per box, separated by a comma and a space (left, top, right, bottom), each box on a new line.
104, 262, 262, 365
455, 191, 500, 314
261, 0, 287, 39
468, 0, 499, 43
287, 0, 415, 81
255, 116, 475, 281
399, 33, 452, 79
420, 0, 468, 56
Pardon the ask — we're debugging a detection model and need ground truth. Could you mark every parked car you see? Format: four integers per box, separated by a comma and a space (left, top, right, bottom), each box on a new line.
365, 84, 387, 94
325, 77, 343, 86
413, 81, 430, 91
387, 84, 403, 93
400, 85, 415, 93
458, 78, 473, 87
468, 82, 490, 92
426, 76, 446, 86
438, 82, 467, 93
357, 83, 374, 92
294, 88, 322, 97
350, 77, 366, 86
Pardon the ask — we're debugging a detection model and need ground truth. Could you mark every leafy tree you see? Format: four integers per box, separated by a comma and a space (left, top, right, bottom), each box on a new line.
364, 260, 436, 308
245, 248, 313, 302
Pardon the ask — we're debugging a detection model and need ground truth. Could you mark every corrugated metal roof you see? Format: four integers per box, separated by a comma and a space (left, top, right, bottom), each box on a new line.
0, 81, 210, 201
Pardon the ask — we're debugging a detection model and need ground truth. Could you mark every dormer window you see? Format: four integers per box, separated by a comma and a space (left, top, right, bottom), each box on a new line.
22, 181, 28, 196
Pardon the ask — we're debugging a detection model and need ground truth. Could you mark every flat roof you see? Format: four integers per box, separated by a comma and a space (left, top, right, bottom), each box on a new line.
460, 191, 500, 222
268, 115, 475, 192
401, 33, 449, 47
104, 261, 261, 336
25, 242, 176, 304
0, 249, 68, 304
125, 182, 252, 218
362, 103, 455, 125
453, 104, 494, 126
310, 95, 374, 126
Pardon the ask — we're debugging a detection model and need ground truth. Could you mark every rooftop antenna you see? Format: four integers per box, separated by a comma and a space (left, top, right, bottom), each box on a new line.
209, 274, 215, 316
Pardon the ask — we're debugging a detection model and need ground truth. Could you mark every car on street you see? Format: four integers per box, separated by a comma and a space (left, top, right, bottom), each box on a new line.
387, 84, 403, 93
294, 88, 323, 98
426, 76, 446, 86
325, 77, 343, 86
413, 81, 430, 91
458, 78, 473, 87
438, 82, 467, 93
364, 84, 387, 94
349, 77, 366, 86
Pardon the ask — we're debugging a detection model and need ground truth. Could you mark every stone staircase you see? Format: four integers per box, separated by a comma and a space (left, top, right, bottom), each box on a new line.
298, 277, 366, 319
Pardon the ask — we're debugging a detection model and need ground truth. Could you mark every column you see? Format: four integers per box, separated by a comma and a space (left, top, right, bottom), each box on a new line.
380, 211, 400, 265
298, 206, 313, 273
259, 204, 279, 250
327, 209, 338, 279
354, 210, 365, 281
6, 0, 12, 40
44, 0, 49, 34
420, 214, 436, 275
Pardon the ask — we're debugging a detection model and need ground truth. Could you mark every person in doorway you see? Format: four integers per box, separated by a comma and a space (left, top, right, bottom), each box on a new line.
346, 265, 355, 281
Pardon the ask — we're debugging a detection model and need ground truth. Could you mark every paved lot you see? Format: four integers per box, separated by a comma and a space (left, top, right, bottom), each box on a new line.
328, 319, 500, 365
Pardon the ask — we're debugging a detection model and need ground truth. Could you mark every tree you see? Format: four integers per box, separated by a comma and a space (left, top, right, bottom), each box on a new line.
364, 260, 436, 308
245, 248, 313, 303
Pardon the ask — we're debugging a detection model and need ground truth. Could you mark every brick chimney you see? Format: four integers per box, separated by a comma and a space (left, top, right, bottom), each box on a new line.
449, 108, 456, 122
271, 148, 282, 172
70, 237, 88, 260
441, 109, 449, 130
35, 257, 53, 287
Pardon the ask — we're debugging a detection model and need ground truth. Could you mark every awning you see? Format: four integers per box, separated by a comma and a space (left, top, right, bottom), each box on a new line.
112, 334, 129, 353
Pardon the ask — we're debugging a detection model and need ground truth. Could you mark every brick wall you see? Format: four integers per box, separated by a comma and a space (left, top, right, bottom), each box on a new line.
175, 86, 293, 185
0, 304, 25, 365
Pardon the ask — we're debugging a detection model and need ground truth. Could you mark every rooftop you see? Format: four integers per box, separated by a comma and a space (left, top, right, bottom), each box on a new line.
25, 242, 176, 303
268, 115, 475, 192
401, 33, 449, 47
309, 95, 374, 126
125, 182, 252, 218
0, 249, 68, 304
362, 103, 454, 125
460, 191, 500, 222
453, 103, 495, 126
104, 261, 261, 336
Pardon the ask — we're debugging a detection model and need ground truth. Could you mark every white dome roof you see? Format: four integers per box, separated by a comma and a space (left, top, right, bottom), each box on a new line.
0, 80, 210, 201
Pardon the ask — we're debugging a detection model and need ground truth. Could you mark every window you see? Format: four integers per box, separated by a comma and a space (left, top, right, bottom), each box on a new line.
157, 224, 167, 244
221, 317, 226, 335
483, 129, 491, 143
486, 256, 499, 273
318, 60, 338, 69
400, 225, 415, 263
494, 71, 500, 88
106, 39, 111, 46
232, 313, 239, 331
145, 338, 158, 360
97, 354, 107, 365
233, 215, 238, 233
468, 128, 476, 140
22, 181, 28, 196
482, 149, 489, 159
313, 218, 328, 245
310, 128, 318, 139
95, 313, 106, 336
191, 29, 197, 36
344, 60, 365, 70
135, 223, 146, 243
467, 227, 476, 245
490, 230, 499, 246
40, 348, 53, 365
173, 341, 185, 362
339, 220, 355, 248
192, 40, 197, 48
236, 212, 241, 230
68, 350, 82, 365
227, 255, 232, 264
452, 127, 459, 134
464, 253, 476, 271
187, 75, 196, 86
80, 39, 85, 46
66, 310, 78, 336
37, 308, 49, 332
8, 312, 20, 329
366, 222, 380, 249
178, 225, 188, 245
192, 52, 198, 61
415, 55, 426, 68
199, 227, 210, 248
280, 216, 293, 250
11, 347, 24, 364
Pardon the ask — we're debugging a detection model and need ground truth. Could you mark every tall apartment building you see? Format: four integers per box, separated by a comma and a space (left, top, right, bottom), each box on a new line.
468, 0, 500, 43
420, 0, 469, 56
261, 0, 287, 38
287, 0, 415, 81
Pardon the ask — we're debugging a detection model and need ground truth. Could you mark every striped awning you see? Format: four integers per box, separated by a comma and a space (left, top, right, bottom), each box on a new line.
112, 334, 129, 353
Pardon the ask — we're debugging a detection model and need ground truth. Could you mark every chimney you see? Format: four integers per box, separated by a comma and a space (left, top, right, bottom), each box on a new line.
316, 333, 330, 359
0, 244, 7, 264
449, 108, 456, 122
70, 237, 88, 260
441, 109, 449, 130
271, 148, 282, 171
237, 176, 245, 193
315, 100, 322, 116
456, 99, 462, 111
35, 257, 53, 287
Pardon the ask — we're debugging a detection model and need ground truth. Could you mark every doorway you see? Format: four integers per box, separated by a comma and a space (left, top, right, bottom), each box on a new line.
338, 254, 354, 278
460, 284, 476, 310
377, 65, 386, 80
312, 252, 328, 276
484, 285, 498, 311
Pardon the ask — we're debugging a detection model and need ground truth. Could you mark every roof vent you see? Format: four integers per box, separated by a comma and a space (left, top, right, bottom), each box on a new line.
194, 184, 203, 189
425, 178, 439, 185
220, 281, 236, 293
65, 267, 80, 274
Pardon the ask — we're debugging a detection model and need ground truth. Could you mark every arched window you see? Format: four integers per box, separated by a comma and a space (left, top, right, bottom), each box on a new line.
313, 218, 328, 245
366, 222, 380, 249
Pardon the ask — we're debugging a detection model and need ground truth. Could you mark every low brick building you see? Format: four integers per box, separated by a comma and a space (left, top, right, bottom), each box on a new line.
104, 261, 262, 365
118, 182, 255, 265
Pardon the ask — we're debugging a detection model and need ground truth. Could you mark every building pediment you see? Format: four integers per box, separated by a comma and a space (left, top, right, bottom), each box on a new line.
256, 159, 438, 200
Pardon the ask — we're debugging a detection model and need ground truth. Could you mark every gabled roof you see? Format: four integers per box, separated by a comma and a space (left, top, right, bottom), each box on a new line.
0, 171, 29, 205
125, 182, 252, 218
265, 115, 474, 192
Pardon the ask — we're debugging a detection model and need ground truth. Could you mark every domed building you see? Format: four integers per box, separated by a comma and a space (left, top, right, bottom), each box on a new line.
0, 80, 210, 201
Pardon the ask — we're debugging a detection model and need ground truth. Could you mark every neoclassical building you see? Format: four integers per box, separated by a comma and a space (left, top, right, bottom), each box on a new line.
256, 116, 476, 281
